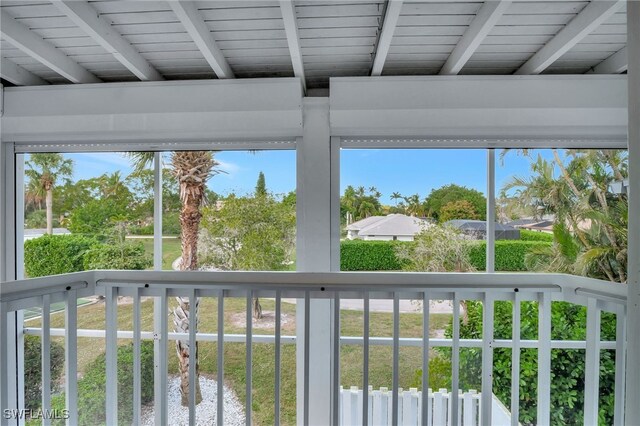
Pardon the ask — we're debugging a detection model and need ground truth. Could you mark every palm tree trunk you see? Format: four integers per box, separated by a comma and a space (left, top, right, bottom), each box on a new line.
175, 191, 203, 406
552, 149, 582, 198
45, 188, 53, 234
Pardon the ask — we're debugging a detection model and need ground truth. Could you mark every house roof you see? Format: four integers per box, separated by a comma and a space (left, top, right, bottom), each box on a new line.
350, 214, 430, 237
346, 215, 387, 231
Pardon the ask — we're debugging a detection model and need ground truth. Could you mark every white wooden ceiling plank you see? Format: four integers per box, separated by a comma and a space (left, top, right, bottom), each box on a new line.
370, 0, 403, 76
483, 34, 552, 45
44, 37, 99, 48
580, 34, 626, 44
5, 56, 44, 66
131, 42, 198, 53
401, 2, 483, 15
440, 0, 511, 75
394, 26, 467, 36
498, 14, 578, 26
95, 11, 178, 26
212, 29, 287, 41
140, 50, 207, 61
561, 51, 620, 61
475, 44, 542, 53
302, 53, 372, 63
198, 7, 283, 21
463, 59, 524, 68
294, 3, 384, 18
146, 58, 209, 67
469, 51, 533, 60
0, 57, 49, 85
570, 43, 625, 52
389, 44, 455, 54
506, 1, 588, 15
11, 16, 75, 29
303, 45, 374, 55
30, 27, 99, 39
194, 1, 280, 9
126, 33, 192, 44
204, 19, 284, 31
515, 0, 624, 74
298, 16, 381, 28
391, 35, 461, 45
398, 15, 474, 26
295, 0, 383, 6
53, 0, 163, 80
458, 67, 512, 74
490, 25, 564, 36
1, 11, 100, 83
386, 52, 452, 61
279, 0, 306, 92
88, 1, 171, 15
301, 36, 377, 47
591, 24, 627, 35
0, 4, 63, 19
112, 22, 189, 35
169, 0, 234, 79
589, 46, 627, 74
304, 61, 371, 70
217, 47, 292, 58
216, 39, 289, 49
57, 45, 114, 55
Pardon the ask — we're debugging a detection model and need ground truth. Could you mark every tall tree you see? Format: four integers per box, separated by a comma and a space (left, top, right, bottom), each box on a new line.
128, 151, 222, 406
255, 171, 267, 197
391, 192, 403, 207
424, 184, 486, 222
25, 154, 73, 234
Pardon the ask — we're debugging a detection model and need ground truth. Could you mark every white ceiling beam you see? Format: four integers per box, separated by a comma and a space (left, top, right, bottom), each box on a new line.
1, 58, 48, 86
589, 46, 627, 74
515, 0, 624, 75
279, 1, 306, 92
0, 12, 100, 84
52, 1, 163, 81
371, 0, 404, 76
440, 0, 511, 75
169, 0, 234, 79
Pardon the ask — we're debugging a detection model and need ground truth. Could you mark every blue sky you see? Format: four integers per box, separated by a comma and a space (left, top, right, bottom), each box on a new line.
31, 149, 556, 205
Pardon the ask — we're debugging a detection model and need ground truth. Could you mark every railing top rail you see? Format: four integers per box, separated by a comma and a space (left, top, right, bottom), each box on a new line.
0, 270, 627, 305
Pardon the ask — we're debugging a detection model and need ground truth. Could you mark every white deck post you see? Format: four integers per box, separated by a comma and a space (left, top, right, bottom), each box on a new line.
296, 97, 333, 425
625, 1, 640, 424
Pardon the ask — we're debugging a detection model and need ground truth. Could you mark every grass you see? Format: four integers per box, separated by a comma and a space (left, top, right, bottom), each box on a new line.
138, 237, 182, 270
25, 298, 451, 425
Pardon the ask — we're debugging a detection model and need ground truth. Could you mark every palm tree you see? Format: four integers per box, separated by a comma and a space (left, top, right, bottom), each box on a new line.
128, 151, 222, 406
391, 192, 402, 207
25, 154, 73, 234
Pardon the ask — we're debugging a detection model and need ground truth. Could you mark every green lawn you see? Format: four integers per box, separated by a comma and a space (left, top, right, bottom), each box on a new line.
137, 237, 182, 270
26, 299, 451, 425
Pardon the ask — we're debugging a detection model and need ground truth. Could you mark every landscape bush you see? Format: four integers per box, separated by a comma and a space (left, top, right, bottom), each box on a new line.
51, 341, 154, 425
340, 239, 551, 272
83, 241, 152, 270
519, 229, 554, 242
24, 234, 97, 277
24, 335, 65, 410
451, 301, 616, 425
340, 240, 406, 271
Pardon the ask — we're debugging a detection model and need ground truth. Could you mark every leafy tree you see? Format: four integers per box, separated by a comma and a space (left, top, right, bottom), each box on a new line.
341, 185, 382, 223
25, 153, 73, 234
200, 193, 296, 318
424, 184, 486, 222
439, 199, 481, 222
255, 171, 267, 197
83, 222, 151, 270
404, 193, 426, 217
128, 151, 223, 406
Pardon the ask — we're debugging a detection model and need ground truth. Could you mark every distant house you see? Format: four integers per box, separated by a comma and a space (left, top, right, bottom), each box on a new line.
446, 220, 520, 240
346, 214, 431, 241
506, 216, 555, 233
24, 228, 71, 241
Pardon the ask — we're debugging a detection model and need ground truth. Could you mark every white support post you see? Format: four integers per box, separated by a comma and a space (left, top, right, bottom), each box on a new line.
537, 293, 551, 426
105, 286, 118, 425
486, 149, 495, 273
584, 298, 601, 425
154, 289, 168, 426
14, 155, 24, 423
481, 294, 494, 426
296, 98, 332, 425
625, 1, 640, 424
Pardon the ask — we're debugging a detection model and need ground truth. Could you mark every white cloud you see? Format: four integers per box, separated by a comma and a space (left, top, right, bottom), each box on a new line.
217, 160, 241, 176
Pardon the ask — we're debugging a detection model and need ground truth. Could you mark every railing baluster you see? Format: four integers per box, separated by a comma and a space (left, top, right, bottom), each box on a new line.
155, 288, 168, 426
246, 291, 253, 426
41, 294, 51, 426
614, 305, 626, 426
584, 298, 601, 425
303, 291, 310, 426
64, 289, 78, 426
332, 292, 341, 426
537, 292, 551, 426
188, 289, 197, 426
0, 303, 8, 417
133, 287, 141, 425
275, 290, 282, 426
217, 290, 224, 426
392, 293, 399, 426
363, 292, 370, 426
105, 285, 118, 425
451, 294, 460, 426
510, 292, 521, 426
481, 293, 494, 426
422, 291, 430, 426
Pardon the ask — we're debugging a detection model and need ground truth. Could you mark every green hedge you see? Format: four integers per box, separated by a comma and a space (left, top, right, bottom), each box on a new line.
340, 240, 405, 271
340, 239, 551, 272
25, 335, 65, 410
83, 241, 152, 270
24, 234, 97, 278
519, 229, 554, 242
51, 341, 154, 425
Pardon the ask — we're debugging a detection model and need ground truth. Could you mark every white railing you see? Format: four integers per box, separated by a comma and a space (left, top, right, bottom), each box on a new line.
0, 270, 628, 426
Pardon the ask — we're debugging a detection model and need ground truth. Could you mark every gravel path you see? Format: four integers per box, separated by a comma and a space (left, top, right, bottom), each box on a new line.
140, 375, 245, 426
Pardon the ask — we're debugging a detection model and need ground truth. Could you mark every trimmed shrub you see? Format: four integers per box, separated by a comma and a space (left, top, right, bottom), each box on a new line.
51, 341, 154, 425
340, 239, 551, 272
24, 335, 65, 410
83, 241, 152, 270
24, 234, 97, 277
340, 240, 405, 271
468, 240, 552, 271
520, 229, 554, 242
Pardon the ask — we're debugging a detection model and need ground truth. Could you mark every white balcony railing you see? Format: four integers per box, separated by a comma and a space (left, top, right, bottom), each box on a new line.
0, 271, 628, 425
